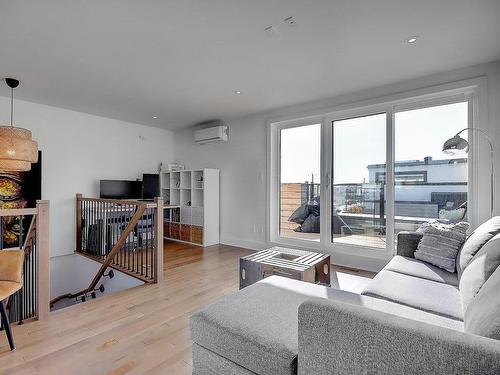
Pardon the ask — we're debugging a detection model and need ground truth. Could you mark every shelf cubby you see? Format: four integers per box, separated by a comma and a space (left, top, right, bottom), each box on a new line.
170, 189, 180, 205
170, 172, 181, 189
192, 170, 204, 190
159, 168, 219, 246
180, 189, 192, 206
192, 189, 204, 207
180, 171, 192, 189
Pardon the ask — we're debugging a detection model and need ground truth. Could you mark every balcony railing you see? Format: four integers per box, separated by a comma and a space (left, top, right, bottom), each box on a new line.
280, 181, 467, 238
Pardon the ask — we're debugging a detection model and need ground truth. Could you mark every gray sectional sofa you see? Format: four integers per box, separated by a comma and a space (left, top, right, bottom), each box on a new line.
190, 218, 500, 374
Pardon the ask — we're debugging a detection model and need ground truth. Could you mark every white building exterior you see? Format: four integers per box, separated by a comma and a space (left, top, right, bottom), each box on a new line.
367, 157, 467, 204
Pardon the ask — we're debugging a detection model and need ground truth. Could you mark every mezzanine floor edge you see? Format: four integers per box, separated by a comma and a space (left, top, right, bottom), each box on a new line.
0, 241, 375, 375
0, 242, 251, 375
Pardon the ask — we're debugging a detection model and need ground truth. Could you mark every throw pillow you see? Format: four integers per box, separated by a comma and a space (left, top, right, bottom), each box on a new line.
456, 216, 500, 278
464, 264, 500, 339
459, 233, 500, 311
414, 220, 469, 272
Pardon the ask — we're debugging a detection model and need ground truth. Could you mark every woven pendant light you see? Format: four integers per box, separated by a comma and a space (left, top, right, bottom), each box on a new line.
0, 78, 38, 171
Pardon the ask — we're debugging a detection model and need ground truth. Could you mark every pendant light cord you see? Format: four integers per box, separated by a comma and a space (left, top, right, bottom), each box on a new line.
10, 86, 14, 127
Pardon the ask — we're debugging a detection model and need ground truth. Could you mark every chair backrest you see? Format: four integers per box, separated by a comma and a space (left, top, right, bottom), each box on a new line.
0, 249, 24, 284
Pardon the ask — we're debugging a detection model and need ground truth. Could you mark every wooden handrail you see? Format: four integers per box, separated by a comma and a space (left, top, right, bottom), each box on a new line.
0, 208, 38, 217
77, 196, 148, 205
50, 202, 147, 307
77, 194, 168, 209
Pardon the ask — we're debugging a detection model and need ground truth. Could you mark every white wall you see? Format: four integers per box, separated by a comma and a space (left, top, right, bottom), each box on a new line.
0, 98, 175, 258
50, 253, 143, 306
173, 61, 500, 271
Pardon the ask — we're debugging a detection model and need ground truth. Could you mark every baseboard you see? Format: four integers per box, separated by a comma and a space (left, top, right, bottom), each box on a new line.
220, 236, 390, 273
330, 251, 389, 273
220, 236, 269, 251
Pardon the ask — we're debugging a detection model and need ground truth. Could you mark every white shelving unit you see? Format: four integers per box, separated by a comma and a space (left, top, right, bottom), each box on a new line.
159, 168, 219, 246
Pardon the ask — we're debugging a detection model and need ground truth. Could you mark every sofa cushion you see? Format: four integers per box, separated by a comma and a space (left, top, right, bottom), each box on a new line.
414, 220, 469, 272
457, 216, 500, 278
190, 277, 312, 375
464, 264, 500, 339
384, 255, 459, 286
361, 270, 463, 320
459, 233, 500, 312
190, 276, 463, 375
192, 343, 257, 375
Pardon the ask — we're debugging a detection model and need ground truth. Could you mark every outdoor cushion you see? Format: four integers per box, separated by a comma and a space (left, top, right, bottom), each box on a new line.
457, 216, 500, 278
298, 214, 320, 233
384, 255, 459, 286
361, 270, 463, 320
439, 207, 466, 222
465, 264, 500, 340
288, 204, 308, 224
459, 233, 500, 312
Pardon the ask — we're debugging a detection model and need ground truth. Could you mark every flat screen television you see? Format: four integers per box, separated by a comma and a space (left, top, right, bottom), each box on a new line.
142, 174, 159, 199
100, 180, 143, 199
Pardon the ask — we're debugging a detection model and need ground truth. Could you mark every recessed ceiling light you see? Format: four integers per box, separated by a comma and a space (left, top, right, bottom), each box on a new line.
407, 36, 418, 43
264, 26, 277, 37
152, 115, 158, 119
283, 16, 297, 26
234, 91, 242, 95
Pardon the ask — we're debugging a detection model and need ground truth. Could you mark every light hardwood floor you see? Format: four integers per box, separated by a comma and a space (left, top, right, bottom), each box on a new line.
0, 242, 375, 375
0, 241, 251, 375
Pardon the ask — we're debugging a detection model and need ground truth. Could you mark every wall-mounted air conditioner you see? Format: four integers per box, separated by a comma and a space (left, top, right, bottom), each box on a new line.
195, 125, 229, 145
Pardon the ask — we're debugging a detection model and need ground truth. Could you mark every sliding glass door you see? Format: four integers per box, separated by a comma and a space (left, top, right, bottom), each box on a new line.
331, 113, 387, 249
270, 86, 476, 258
279, 123, 321, 241
394, 102, 469, 236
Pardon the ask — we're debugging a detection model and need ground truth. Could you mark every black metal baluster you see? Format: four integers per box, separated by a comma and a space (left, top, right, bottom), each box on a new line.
153, 208, 156, 281
33, 233, 36, 317
98, 201, 102, 259
121, 204, 125, 268
18, 215, 24, 323
120, 204, 124, 268
129, 204, 132, 271
84, 200, 88, 253
0, 216, 3, 250
146, 209, 150, 279
134, 206, 138, 273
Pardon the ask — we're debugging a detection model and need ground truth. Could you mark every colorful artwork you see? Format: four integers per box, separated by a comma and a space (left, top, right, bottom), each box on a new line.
0, 151, 41, 248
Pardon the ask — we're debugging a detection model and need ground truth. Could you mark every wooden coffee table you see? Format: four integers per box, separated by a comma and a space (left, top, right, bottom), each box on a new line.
239, 246, 330, 289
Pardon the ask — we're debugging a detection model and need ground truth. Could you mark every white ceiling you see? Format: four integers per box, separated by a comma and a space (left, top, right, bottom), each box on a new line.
1, 1, 500, 130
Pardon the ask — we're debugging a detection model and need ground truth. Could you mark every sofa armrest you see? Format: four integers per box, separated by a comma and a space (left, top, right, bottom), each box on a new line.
298, 298, 500, 375
396, 231, 423, 258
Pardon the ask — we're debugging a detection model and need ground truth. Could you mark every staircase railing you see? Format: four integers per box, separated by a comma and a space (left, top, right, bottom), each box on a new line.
0, 201, 50, 323
50, 194, 163, 307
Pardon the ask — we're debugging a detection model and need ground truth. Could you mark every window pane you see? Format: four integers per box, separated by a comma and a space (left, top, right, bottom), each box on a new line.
394, 102, 468, 236
280, 124, 321, 241
332, 113, 386, 248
